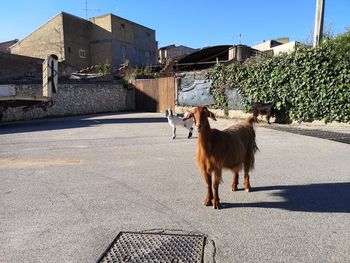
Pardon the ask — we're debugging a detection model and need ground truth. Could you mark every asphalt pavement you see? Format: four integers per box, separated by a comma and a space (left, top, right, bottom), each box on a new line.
0, 112, 349, 263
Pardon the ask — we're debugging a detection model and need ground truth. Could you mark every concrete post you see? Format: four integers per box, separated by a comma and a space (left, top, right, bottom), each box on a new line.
313, 0, 325, 47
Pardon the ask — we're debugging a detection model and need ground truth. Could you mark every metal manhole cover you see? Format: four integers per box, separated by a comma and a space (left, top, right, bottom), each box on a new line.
98, 232, 206, 263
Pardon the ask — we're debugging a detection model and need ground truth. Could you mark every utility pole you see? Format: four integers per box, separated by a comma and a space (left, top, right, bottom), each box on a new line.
85, 0, 88, 20
313, 0, 325, 47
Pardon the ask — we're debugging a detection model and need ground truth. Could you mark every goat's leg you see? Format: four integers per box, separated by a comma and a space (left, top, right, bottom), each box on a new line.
243, 164, 251, 192
173, 127, 176, 139
253, 112, 258, 123
231, 168, 239, 191
267, 113, 271, 124
202, 171, 213, 206
213, 170, 222, 209
187, 127, 193, 139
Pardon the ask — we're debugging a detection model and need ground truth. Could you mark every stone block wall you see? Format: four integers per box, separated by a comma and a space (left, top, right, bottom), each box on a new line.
1, 83, 135, 122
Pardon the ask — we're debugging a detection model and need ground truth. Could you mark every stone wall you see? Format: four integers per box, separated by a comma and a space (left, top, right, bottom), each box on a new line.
1, 83, 135, 122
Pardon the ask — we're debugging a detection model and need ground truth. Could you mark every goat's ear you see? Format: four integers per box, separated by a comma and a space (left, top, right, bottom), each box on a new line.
208, 111, 217, 121
182, 112, 193, 121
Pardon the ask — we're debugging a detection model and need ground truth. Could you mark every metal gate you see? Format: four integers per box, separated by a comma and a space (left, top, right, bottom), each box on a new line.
133, 77, 175, 112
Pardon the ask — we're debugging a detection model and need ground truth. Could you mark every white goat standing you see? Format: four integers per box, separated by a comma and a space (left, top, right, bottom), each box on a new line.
165, 108, 194, 139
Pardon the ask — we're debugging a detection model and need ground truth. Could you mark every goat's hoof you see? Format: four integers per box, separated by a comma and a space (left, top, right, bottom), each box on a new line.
232, 186, 238, 191
204, 199, 212, 206
244, 187, 250, 192
213, 202, 221, 209
172, 136, 175, 139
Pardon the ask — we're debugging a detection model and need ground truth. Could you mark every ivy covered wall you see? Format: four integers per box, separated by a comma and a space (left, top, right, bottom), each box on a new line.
206, 30, 350, 123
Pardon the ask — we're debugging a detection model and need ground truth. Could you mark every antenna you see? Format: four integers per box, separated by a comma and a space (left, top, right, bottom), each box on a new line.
235, 33, 242, 44
83, 0, 101, 20
84, 0, 88, 19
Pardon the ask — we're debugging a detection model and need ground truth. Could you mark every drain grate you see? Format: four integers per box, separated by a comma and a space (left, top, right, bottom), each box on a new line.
264, 125, 350, 145
98, 232, 206, 263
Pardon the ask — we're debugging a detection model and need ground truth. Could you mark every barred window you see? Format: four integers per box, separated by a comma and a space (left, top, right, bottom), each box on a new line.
79, 49, 86, 58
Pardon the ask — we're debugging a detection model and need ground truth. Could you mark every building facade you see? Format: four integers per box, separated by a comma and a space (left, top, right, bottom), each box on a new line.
158, 44, 197, 64
90, 14, 157, 68
9, 12, 157, 72
0, 39, 18, 53
252, 38, 300, 56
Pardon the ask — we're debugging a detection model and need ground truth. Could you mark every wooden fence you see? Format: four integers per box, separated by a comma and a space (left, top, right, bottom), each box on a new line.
133, 77, 175, 112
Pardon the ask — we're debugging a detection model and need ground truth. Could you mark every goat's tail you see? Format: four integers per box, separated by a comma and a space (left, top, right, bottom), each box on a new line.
246, 116, 255, 126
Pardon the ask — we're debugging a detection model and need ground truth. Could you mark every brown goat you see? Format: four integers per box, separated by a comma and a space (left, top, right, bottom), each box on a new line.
183, 106, 258, 209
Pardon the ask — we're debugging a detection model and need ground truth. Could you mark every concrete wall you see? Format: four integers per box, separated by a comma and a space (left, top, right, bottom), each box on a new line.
166, 46, 196, 60
10, 14, 64, 61
91, 14, 112, 33
0, 53, 43, 81
159, 45, 196, 63
253, 39, 297, 56
1, 83, 135, 122
10, 12, 92, 71
90, 16, 113, 66
228, 45, 253, 62
90, 40, 113, 66
177, 72, 214, 106
62, 13, 91, 69
133, 22, 157, 67
271, 41, 298, 55
0, 39, 18, 53
111, 15, 135, 43
176, 71, 242, 110
91, 14, 157, 68
10, 12, 157, 71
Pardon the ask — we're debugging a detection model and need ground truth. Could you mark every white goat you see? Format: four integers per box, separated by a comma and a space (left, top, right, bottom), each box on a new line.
165, 108, 194, 139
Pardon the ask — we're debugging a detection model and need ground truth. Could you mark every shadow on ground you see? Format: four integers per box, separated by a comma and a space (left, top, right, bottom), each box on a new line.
0, 113, 167, 135
221, 182, 350, 213
262, 123, 350, 145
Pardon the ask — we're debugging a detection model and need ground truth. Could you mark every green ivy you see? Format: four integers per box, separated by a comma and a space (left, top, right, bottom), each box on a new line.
96, 63, 112, 75
206, 29, 350, 123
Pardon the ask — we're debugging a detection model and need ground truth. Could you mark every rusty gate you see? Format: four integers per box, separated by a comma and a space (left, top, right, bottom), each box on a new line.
133, 77, 175, 112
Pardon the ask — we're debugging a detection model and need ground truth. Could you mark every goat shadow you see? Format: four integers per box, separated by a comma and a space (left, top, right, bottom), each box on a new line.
220, 182, 350, 213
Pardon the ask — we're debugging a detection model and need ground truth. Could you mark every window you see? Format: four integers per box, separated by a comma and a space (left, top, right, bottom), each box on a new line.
79, 49, 86, 58
121, 23, 126, 30
67, 47, 71, 53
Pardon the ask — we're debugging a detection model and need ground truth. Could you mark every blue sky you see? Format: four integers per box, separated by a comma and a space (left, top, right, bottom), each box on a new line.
1, 0, 349, 48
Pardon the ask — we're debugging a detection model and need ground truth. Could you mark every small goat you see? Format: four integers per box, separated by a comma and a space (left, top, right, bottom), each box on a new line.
183, 106, 258, 209
165, 108, 194, 139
